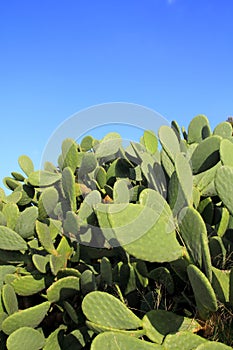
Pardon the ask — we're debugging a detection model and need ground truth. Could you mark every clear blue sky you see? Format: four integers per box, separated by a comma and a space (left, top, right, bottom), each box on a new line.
1, 0, 233, 186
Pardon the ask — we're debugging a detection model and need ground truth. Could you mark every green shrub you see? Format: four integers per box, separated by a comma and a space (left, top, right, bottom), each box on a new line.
0, 115, 233, 349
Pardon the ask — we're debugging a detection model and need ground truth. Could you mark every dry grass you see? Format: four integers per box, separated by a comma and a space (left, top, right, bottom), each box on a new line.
199, 304, 233, 347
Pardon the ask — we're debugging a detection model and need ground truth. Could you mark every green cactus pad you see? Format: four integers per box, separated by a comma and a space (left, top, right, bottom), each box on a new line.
0, 226, 27, 251
3, 177, 20, 191
35, 220, 57, 255
6, 327, 45, 350
143, 310, 201, 344
2, 284, 18, 315
14, 184, 35, 206
100, 257, 112, 286
212, 267, 230, 303
5, 190, 23, 205
142, 130, 158, 155
0, 212, 6, 226
61, 138, 79, 172
32, 254, 50, 273
96, 199, 182, 263
133, 262, 148, 288
62, 167, 76, 212
175, 153, 193, 206
86, 319, 144, 334
158, 125, 181, 160
11, 171, 25, 182
0, 312, 8, 330
95, 166, 107, 188
141, 154, 167, 197
63, 301, 79, 324
196, 342, 232, 349
0, 212, 6, 227
50, 253, 65, 276
193, 162, 221, 197
78, 152, 98, 177
81, 135, 94, 151
38, 187, 58, 220
171, 120, 181, 141
192, 187, 201, 208
213, 121, 233, 138
209, 236, 226, 268
216, 207, 229, 237
191, 136, 221, 174
0, 250, 26, 265
168, 171, 187, 216
43, 326, 66, 350
57, 268, 81, 279
120, 263, 136, 295
47, 276, 80, 302
0, 266, 16, 283
113, 179, 130, 203
161, 149, 175, 177
187, 265, 217, 314
12, 275, 46, 296
57, 235, 73, 257
18, 155, 34, 176
179, 207, 212, 280
81, 270, 97, 295
2, 203, 19, 230
94, 132, 122, 158
163, 332, 207, 350
187, 115, 211, 144
215, 166, 233, 215
44, 161, 58, 172
15, 206, 38, 239
82, 291, 142, 330
220, 139, 233, 166
78, 190, 101, 225
2, 301, 50, 335
229, 268, 233, 307
28, 170, 61, 187
64, 211, 79, 234
198, 197, 214, 225
91, 331, 163, 349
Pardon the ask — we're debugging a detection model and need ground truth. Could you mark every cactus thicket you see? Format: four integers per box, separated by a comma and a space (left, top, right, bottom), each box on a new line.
0, 115, 233, 348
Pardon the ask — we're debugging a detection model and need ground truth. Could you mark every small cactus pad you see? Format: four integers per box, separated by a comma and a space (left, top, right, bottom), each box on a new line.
82, 291, 142, 330
6, 327, 45, 350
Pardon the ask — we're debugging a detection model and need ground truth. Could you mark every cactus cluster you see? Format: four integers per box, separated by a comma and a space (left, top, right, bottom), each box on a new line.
0, 115, 233, 348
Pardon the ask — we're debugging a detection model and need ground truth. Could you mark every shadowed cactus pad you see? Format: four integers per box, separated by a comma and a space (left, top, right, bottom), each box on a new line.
142, 310, 201, 344
187, 265, 217, 318
215, 165, 233, 215
47, 276, 80, 302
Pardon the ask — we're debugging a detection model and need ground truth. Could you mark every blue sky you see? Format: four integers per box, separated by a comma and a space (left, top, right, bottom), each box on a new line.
1, 0, 233, 186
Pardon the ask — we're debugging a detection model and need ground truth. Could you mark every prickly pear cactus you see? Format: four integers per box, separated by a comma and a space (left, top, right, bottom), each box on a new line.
0, 115, 232, 348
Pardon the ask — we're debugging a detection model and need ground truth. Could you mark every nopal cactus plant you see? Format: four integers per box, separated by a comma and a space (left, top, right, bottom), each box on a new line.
0, 115, 233, 348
